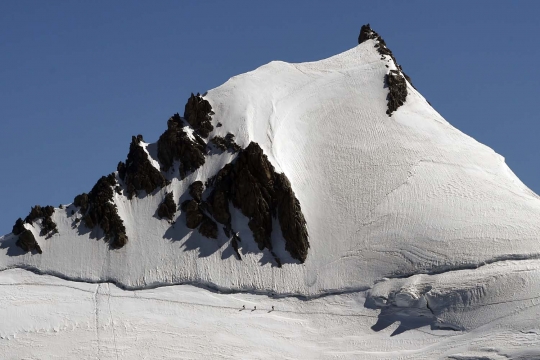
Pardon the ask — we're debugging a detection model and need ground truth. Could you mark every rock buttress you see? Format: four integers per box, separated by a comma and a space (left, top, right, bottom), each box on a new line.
157, 192, 176, 220
386, 70, 407, 116
275, 174, 309, 262
12, 218, 42, 254
207, 142, 310, 262
184, 93, 214, 138
75, 173, 128, 249
24, 205, 57, 237
181, 181, 219, 239
230, 142, 275, 251
210, 133, 241, 153
157, 113, 206, 177
118, 134, 167, 199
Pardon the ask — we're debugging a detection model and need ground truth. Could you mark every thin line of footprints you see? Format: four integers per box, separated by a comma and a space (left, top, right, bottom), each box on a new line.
239, 305, 275, 313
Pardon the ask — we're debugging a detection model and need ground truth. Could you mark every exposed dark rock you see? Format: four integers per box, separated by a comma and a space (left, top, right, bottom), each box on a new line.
230, 143, 275, 251
40, 216, 58, 237
157, 192, 176, 220
211, 136, 227, 151
210, 133, 241, 153
180, 180, 221, 240
198, 217, 218, 239
75, 173, 128, 249
181, 199, 203, 229
358, 23, 412, 115
157, 113, 206, 177
207, 142, 310, 262
274, 174, 309, 263
207, 164, 233, 227
25, 205, 54, 224
184, 93, 214, 138
193, 134, 207, 149
16, 229, 42, 254
74, 193, 89, 214
386, 71, 407, 116
117, 161, 126, 182
23, 205, 57, 236
12, 218, 26, 235
189, 181, 204, 203
119, 135, 167, 199
12, 218, 42, 253
358, 23, 378, 44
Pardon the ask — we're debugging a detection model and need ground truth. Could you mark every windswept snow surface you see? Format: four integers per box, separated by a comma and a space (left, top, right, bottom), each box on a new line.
2, 268, 540, 359
2, 38, 540, 357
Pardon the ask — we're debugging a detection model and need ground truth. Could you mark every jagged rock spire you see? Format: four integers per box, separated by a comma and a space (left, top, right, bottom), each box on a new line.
358, 23, 378, 44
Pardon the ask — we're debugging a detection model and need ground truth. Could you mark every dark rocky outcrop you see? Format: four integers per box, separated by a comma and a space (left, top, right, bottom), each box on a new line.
75, 173, 128, 249
210, 133, 241, 153
189, 181, 204, 203
74, 193, 89, 214
358, 23, 411, 115
207, 142, 310, 263
12, 218, 26, 236
118, 135, 167, 199
229, 143, 276, 251
157, 192, 176, 220
16, 229, 42, 254
198, 217, 218, 239
13, 218, 42, 253
157, 113, 206, 177
180, 181, 220, 240
274, 174, 309, 263
181, 199, 204, 229
206, 164, 233, 227
386, 70, 408, 116
184, 93, 214, 138
358, 23, 378, 44
24, 205, 57, 236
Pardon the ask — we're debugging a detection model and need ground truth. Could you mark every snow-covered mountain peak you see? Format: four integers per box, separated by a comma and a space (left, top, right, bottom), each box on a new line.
2, 25, 540, 304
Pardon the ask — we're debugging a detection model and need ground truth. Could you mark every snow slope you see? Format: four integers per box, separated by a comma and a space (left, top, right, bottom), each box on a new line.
2, 267, 540, 359
2, 38, 540, 298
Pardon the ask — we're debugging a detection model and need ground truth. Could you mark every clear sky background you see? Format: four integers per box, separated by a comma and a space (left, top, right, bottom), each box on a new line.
1, 1, 539, 233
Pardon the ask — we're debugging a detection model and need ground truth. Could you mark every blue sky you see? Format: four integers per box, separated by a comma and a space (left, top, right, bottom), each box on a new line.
1, 1, 539, 233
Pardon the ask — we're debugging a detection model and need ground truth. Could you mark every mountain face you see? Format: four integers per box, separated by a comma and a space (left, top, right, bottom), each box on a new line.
2, 24, 540, 312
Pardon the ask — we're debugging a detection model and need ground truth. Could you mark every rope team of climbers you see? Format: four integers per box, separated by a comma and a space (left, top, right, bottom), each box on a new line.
239, 305, 275, 312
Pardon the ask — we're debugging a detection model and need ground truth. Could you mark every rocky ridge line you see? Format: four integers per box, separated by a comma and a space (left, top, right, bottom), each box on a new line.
358, 23, 411, 116
117, 135, 168, 199
12, 91, 310, 263
156, 113, 206, 177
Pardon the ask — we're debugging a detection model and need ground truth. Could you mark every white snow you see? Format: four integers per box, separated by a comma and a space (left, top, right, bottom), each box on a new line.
2, 38, 540, 357
2, 267, 540, 359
